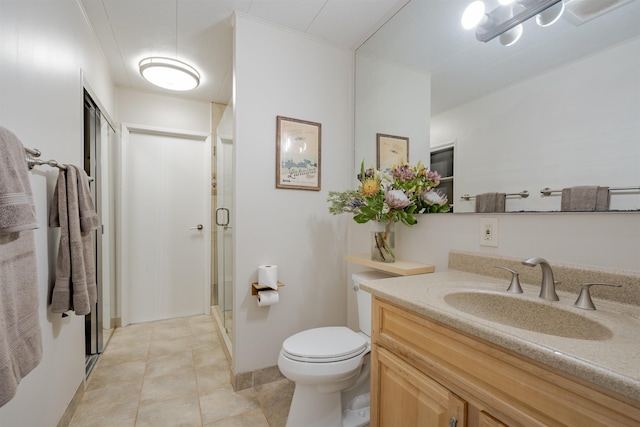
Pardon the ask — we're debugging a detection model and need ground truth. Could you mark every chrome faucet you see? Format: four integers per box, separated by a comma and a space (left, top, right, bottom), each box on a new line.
522, 257, 559, 301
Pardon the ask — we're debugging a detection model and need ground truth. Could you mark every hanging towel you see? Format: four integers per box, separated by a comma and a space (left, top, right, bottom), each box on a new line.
475, 192, 506, 213
0, 127, 38, 233
561, 186, 610, 212
49, 165, 98, 315
0, 126, 42, 407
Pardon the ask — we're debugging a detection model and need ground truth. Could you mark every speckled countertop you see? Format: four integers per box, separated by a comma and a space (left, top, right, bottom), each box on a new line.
360, 270, 640, 403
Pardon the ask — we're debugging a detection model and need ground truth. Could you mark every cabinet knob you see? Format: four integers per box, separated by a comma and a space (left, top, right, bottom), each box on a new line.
449, 416, 457, 427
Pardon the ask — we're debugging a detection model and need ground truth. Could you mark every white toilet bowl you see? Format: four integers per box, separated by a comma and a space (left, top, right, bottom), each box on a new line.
278, 271, 393, 427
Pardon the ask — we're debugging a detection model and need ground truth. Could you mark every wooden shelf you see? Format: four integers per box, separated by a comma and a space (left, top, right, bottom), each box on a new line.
344, 254, 434, 276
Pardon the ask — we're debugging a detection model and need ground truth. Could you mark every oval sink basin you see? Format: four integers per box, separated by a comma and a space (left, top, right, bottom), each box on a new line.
444, 292, 613, 340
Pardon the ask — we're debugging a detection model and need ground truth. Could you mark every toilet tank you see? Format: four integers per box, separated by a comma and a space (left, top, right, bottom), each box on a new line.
352, 271, 394, 337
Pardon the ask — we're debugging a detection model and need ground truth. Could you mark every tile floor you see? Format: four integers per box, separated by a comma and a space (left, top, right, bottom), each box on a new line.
69, 314, 293, 427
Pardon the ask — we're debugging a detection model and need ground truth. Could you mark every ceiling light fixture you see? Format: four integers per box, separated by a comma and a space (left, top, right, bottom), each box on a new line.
499, 23, 523, 45
536, 0, 565, 26
462, 0, 565, 46
139, 57, 200, 91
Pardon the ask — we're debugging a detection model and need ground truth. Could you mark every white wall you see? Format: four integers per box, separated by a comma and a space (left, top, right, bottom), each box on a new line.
432, 37, 640, 212
0, 1, 115, 425
116, 88, 211, 134
355, 54, 431, 175
232, 14, 354, 373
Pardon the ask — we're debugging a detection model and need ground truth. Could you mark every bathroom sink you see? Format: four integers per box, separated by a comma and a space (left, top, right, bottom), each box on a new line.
443, 291, 613, 340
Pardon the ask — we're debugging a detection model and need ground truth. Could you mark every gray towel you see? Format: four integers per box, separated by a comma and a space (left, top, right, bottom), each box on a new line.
475, 192, 506, 213
49, 165, 98, 315
561, 186, 610, 212
0, 126, 38, 233
0, 127, 42, 407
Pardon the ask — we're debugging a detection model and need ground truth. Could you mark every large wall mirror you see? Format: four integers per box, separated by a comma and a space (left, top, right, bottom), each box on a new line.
355, 0, 640, 213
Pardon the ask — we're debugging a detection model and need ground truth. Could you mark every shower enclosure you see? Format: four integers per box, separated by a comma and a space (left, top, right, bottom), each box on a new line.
213, 104, 234, 355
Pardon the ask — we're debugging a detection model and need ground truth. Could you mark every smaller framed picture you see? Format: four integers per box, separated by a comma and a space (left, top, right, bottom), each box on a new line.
276, 116, 322, 191
376, 133, 409, 173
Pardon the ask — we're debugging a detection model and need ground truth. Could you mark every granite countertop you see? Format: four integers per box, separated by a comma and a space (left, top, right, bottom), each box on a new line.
360, 269, 640, 402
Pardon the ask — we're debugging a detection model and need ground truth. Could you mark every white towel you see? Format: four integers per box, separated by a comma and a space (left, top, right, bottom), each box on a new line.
0, 126, 42, 407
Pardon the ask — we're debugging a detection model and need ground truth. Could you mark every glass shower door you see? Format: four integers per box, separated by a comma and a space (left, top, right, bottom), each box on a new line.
216, 137, 234, 344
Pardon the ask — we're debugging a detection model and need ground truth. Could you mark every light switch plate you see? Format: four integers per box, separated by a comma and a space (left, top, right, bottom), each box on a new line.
480, 218, 498, 247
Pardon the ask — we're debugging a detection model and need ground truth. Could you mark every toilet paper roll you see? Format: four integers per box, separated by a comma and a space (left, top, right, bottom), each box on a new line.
258, 265, 278, 290
257, 290, 279, 307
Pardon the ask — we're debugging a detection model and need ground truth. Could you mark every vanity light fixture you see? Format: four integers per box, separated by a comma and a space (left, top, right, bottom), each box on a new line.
139, 57, 200, 91
462, 0, 565, 46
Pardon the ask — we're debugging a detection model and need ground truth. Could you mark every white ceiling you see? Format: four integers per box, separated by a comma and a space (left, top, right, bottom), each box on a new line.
81, 0, 640, 112
359, 0, 640, 114
80, 0, 408, 104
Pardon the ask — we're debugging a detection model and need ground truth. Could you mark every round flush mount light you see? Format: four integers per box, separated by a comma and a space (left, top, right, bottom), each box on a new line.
139, 57, 200, 91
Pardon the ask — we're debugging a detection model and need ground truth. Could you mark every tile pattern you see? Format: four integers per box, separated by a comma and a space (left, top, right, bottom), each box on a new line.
68, 315, 293, 427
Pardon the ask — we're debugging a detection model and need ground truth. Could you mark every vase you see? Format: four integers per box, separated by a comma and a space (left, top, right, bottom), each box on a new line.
371, 220, 395, 263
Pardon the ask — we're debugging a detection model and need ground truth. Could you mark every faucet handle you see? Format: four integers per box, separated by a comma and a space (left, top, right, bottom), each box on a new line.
496, 266, 523, 294
574, 283, 622, 310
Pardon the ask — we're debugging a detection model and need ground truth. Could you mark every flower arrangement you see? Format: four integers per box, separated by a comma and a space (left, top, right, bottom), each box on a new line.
328, 160, 449, 262
328, 160, 450, 226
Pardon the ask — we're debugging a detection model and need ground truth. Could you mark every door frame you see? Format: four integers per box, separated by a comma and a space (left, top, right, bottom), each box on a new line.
118, 123, 211, 326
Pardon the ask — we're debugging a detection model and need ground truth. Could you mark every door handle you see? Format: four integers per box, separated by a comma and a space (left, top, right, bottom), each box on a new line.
215, 208, 230, 227
189, 224, 203, 230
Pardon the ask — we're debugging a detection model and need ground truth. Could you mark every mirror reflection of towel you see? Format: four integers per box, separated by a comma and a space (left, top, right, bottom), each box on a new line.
561, 186, 610, 211
476, 192, 506, 213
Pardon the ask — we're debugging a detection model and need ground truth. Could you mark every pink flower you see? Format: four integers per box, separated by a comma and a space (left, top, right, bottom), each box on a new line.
385, 189, 411, 209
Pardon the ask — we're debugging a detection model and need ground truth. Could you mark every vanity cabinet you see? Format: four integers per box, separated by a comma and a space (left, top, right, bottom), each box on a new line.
376, 346, 466, 426
370, 297, 640, 427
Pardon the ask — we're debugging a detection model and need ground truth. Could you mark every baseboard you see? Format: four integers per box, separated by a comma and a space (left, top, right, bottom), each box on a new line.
56, 380, 84, 427
231, 365, 285, 392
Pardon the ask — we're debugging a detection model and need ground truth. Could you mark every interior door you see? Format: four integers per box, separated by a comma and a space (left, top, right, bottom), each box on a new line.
124, 128, 210, 324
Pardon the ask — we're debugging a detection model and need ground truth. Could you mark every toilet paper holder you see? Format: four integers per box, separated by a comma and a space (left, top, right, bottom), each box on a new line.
251, 281, 285, 296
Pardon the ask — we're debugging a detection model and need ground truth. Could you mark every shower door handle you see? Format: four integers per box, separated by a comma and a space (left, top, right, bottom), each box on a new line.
216, 208, 230, 227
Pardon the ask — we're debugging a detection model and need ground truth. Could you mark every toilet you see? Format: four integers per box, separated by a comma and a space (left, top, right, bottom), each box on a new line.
278, 271, 393, 427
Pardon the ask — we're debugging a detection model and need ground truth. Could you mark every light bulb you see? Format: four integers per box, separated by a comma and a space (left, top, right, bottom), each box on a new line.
499, 24, 523, 46
462, 1, 486, 30
536, 1, 565, 27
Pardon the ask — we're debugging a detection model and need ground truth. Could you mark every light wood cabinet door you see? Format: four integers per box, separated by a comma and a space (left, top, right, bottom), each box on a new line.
374, 346, 467, 427
479, 411, 509, 427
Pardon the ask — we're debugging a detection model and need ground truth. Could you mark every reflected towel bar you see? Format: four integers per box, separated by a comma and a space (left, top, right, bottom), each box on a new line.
540, 187, 640, 196
461, 190, 529, 201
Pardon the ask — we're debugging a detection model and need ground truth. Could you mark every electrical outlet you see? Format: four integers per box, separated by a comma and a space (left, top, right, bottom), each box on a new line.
480, 218, 498, 247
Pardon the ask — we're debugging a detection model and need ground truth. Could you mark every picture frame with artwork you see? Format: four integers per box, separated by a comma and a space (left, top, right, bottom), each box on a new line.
276, 116, 322, 191
376, 133, 409, 172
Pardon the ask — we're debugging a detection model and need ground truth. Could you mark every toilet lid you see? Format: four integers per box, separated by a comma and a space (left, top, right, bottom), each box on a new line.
282, 326, 368, 363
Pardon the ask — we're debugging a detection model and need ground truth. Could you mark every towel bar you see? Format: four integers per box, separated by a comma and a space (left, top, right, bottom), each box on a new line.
25, 147, 94, 181
540, 186, 640, 196
461, 190, 529, 201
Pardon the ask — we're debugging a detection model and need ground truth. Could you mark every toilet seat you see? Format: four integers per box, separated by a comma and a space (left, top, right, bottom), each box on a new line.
282, 327, 368, 363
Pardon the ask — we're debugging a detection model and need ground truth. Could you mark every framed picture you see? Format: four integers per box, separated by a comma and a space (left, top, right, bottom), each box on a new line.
376, 133, 409, 172
276, 116, 322, 191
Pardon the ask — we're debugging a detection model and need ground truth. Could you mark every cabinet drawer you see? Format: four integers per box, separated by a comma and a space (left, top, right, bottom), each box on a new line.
372, 297, 640, 427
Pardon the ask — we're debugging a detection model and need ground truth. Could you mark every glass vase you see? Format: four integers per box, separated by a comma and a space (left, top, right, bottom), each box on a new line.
371, 220, 395, 263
